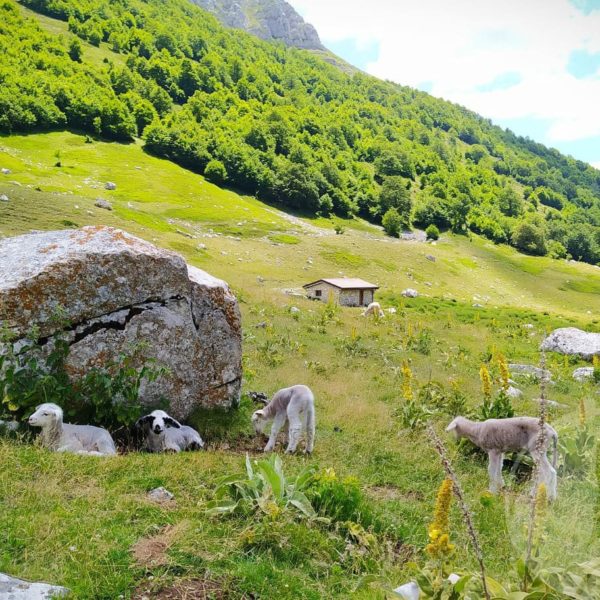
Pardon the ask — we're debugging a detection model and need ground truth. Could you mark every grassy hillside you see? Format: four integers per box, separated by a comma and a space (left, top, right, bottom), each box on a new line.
2, 0, 600, 267
1, 132, 599, 598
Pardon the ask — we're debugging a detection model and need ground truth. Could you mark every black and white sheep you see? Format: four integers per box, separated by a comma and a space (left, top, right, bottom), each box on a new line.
135, 410, 204, 452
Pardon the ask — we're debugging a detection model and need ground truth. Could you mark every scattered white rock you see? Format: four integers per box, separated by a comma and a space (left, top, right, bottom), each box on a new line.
197, 243, 207, 250
523, 323, 534, 329
104, 181, 117, 190
393, 581, 420, 599
533, 398, 568, 409
541, 328, 600, 359
257, 276, 265, 283
506, 386, 523, 399
0, 194, 8, 202
176, 229, 193, 239
509, 364, 552, 381
1, 168, 11, 175
401, 288, 419, 298
387, 307, 397, 314
425, 254, 436, 262
147, 487, 174, 503
573, 367, 595, 382
472, 303, 483, 308
290, 306, 300, 314
94, 198, 112, 211
0, 572, 69, 598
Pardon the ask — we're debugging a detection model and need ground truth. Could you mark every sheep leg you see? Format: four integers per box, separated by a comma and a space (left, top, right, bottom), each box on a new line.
487, 450, 504, 494
285, 412, 303, 454
264, 413, 286, 452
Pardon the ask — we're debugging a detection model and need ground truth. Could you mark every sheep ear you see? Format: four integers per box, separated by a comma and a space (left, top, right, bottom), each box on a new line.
135, 415, 152, 428
164, 416, 181, 429
446, 421, 458, 433
254, 409, 265, 418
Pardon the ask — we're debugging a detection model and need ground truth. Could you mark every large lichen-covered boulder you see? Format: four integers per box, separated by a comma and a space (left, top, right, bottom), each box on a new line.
540, 327, 600, 360
0, 226, 242, 418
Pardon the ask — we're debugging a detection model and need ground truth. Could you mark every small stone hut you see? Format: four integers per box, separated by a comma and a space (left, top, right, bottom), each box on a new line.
303, 278, 379, 307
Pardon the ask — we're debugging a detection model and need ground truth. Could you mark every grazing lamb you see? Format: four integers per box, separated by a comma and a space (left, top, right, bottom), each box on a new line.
135, 410, 204, 452
361, 301, 384, 318
252, 384, 315, 454
446, 416, 558, 500
28, 403, 116, 456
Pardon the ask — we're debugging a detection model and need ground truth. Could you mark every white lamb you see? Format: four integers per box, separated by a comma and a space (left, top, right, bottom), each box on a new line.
28, 403, 116, 456
136, 409, 204, 452
361, 301, 384, 318
252, 384, 315, 454
446, 416, 558, 500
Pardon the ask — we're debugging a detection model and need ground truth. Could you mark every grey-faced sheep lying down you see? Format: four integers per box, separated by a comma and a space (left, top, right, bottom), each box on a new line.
28, 403, 116, 456
252, 384, 315, 454
446, 416, 558, 500
135, 410, 204, 452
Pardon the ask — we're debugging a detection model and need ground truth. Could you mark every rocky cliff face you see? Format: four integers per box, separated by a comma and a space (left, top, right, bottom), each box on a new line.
0, 226, 242, 418
191, 0, 324, 50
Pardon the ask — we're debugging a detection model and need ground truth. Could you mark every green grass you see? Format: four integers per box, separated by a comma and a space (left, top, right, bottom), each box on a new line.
1, 130, 600, 598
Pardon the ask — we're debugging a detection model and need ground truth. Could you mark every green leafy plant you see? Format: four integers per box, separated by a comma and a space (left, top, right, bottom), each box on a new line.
307, 468, 375, 528
206, 453, 316, 519
0, 323, 167, 429
479, 390, 514, 420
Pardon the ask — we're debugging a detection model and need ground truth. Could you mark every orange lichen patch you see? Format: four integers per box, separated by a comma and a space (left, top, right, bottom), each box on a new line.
38, 244, 58, 254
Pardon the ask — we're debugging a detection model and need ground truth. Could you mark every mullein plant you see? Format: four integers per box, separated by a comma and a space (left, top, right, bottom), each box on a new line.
425, 478, 455, 581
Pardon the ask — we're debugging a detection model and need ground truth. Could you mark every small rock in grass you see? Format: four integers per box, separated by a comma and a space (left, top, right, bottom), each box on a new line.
0, 194, 8, 202
94, 198, 112, 211
523, 323, 534, 329
506, 386, 522, 399
104, 181, 117, 190
401, 288, 418, 298
387, 307, 397, 314
197, 243, 207, 250
147, 487, 174, 503
290, 306, 300, 314
393, 581, 420, 599
573, 367, 594, 382
425, 254, 436, 262
176, 229, 193, 239
533, 398, 568, 409
0, 572, 69, 598
1, 168, 11, 175
257, 275, 265, 283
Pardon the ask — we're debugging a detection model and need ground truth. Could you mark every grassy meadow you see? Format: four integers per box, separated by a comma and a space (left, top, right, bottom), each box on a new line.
1, 131, 600, 598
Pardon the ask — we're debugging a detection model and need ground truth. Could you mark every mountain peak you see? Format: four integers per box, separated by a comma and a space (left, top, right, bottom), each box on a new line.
189, 0, 324, 50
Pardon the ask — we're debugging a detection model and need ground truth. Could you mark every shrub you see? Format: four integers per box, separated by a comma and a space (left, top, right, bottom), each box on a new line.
307, 468, 377, 529
0, 322, 167, 429
204, 159, 227, 184
425, 224, 440, 240
382, 207, 402, 237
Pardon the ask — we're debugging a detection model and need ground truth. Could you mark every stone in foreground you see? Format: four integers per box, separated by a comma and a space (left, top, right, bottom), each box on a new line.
540, 328, 600, 360
0, 573, 69, 599
0, 226, 242, 418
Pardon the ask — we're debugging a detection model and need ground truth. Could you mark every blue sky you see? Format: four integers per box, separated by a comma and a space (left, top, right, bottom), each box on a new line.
293, 0, 600, 169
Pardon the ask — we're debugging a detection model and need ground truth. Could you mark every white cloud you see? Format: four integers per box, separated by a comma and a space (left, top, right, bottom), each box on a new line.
291, 0, 600, 143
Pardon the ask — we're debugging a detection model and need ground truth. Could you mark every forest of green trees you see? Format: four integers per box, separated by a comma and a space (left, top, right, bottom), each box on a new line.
2, 0, 600, 264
